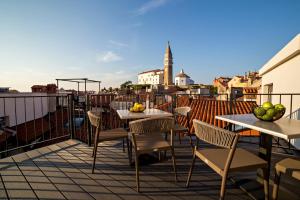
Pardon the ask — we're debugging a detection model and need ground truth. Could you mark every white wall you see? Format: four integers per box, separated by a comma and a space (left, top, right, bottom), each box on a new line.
260, 34, 300, 148
138, 71, 164, 85
0, 93, 58, 127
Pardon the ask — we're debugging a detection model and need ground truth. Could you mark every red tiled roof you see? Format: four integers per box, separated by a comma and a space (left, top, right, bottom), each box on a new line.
156, 96, 259, 137
243, 87, 258, 94
138, 69, 163, 75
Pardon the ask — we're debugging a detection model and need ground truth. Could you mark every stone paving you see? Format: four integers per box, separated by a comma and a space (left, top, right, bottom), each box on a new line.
0, 138, 298, 200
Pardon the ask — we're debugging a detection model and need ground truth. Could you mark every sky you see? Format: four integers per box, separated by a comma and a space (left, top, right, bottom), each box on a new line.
0, 0, 300, 92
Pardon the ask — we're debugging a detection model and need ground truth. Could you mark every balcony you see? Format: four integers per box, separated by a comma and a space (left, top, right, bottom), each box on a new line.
0, 93, 300, 199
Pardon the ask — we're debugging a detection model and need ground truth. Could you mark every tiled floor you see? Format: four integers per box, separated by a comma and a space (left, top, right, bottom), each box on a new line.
0, 138, 298, 200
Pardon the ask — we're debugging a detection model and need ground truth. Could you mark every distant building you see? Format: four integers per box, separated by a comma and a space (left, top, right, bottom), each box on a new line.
175, 69, 194, 86
31, 84, 57, 93
0, 87, 9, 93
138, 42, 197, 89
138, 69, 164, 85
213, 77, 231, 100
164, 41, 173, 86
213, 72, 261, 100
228, 72, 260, 88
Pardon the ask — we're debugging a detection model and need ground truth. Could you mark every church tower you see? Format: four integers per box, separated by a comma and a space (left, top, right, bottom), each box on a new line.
164, 41, 173, 86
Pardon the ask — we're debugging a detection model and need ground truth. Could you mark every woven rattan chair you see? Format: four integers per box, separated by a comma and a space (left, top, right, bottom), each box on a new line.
173, 106, 192, 145
272, 158, 300, 200
129, 117, 177, 192
186, 119, 269, 200
87, 111, 129, 173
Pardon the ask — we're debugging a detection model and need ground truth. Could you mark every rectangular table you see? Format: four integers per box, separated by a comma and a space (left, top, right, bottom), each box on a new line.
116, 108, 173, 120
216, 114, 300, 200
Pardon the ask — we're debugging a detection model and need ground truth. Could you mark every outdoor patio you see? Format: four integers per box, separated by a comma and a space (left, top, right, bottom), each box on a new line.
0, 137, 299, 200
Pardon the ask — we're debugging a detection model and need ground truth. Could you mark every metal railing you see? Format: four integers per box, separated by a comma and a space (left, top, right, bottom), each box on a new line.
1, 91, 299, 158
0, 94, 74, 158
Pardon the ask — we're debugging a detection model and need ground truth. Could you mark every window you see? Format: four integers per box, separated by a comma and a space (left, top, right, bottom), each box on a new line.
264, 83, 273, 102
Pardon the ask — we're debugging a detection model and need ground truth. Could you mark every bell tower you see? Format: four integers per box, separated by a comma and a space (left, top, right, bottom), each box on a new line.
164, 41, 173, 86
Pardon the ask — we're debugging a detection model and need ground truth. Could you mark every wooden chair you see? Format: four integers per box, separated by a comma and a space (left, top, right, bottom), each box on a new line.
87, 111, 129, 173
272, 158, 300, 200
129, 117, 177, 192
173, 106, 192, 145
186, 119, 269, 200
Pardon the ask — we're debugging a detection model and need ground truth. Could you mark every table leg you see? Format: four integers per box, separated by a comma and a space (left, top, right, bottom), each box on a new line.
123, 119, 133, 166
258, 133, 272, 182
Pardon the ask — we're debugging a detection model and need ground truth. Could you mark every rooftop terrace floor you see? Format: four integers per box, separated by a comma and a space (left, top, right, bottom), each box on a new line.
0, 138, 299, 200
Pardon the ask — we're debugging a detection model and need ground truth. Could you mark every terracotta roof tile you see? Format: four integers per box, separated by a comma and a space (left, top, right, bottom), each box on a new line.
157, 96, 259, 137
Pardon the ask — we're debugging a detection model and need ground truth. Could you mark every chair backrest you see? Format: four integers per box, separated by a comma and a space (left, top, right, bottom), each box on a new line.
87, 111, 101, 128
174, 106, 191, 117
129, 117, 174, 135
193, 119, 239, 149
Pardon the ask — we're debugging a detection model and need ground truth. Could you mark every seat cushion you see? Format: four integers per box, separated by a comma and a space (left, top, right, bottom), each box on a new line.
98, 128, 128, 141
275, 158, 300, 175
173, 123, 188, 132
292, 170, 300, 181
133, 134, 171, 154
195, 148, 268, 175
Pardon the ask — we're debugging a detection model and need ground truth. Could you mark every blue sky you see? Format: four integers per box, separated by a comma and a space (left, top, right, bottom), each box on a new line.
0, 0, 300, 91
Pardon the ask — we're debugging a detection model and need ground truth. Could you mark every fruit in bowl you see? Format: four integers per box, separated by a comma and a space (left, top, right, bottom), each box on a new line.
253, 102, 286, 122
129, 103, 145, 113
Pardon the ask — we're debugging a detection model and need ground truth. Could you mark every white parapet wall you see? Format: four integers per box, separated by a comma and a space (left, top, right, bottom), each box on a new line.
0, 93, 58, 127
259, 34, 300, 148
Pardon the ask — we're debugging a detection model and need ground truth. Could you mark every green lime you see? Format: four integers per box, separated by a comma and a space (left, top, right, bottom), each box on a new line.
254, 107, 266, 116
266, 108, 277, 118
262, 102, 274, 110
274, 104, 285, 112
262, 114, 273, 121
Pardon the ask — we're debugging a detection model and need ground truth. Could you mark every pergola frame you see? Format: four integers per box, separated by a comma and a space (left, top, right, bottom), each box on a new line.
56, 78, 101, 94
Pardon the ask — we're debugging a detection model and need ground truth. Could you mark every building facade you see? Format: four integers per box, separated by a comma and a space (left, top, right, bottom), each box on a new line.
31, 84, 57, 93
138, 69, 164, 85
164, 41, 173, 86
175, 69, 194, 86
259, 33, 300, 148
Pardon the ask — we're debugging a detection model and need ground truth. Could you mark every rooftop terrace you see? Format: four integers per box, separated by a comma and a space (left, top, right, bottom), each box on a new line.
1, 137, 299, 200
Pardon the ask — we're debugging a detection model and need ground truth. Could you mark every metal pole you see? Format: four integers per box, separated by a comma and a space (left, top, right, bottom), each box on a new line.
70, 94, 75, 139
86, 95, 92, 146
57, 80, 59, 93
98, 82, 101, 94
77, 82, 79, 95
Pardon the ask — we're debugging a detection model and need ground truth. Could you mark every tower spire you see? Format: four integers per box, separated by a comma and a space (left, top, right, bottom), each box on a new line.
164, 41, 173, 86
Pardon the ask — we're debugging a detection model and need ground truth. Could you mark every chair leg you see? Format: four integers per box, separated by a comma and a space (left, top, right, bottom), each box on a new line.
262, 168, 270, 200
272, 170, 281, 200
189, 135, 194, 152
127, 139, 132, 166
186, 150, 196, 187
92, 142, 99, 174
92, 134, 97, 158
126, 138, 132, 165
178, 132, 182, 144
122, 138, 125, 152
135, 154, 140, 192
171, 147, 178, 182
220, 176, 227, 200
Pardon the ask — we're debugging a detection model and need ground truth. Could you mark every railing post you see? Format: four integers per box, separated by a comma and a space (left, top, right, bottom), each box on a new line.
228, 93, 234, 131
70, 94, 75, 139
86, 94, 92, 146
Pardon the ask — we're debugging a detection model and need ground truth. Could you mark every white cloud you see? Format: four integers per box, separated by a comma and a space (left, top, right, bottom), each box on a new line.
136, 0, 169, 15
108, 40, 128, 48
96, 51, 123, 63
